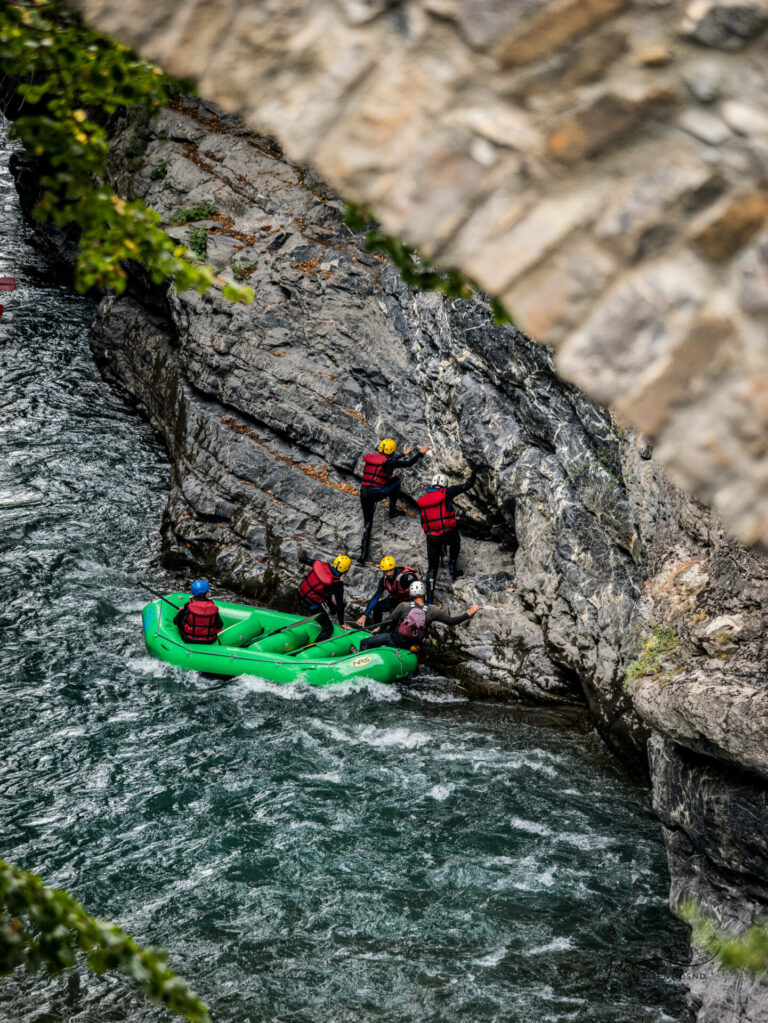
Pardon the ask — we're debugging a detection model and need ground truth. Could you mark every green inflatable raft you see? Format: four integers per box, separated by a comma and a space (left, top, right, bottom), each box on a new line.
141, 592, 418, 686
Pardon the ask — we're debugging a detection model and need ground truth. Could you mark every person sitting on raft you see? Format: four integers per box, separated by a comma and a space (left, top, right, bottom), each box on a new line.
297, 551, 352, 643
355, 580, 479, 653
173, 579, 224, 644
358, 438, 430, 564
355, 556, 419, 628
417, 470, 476, 604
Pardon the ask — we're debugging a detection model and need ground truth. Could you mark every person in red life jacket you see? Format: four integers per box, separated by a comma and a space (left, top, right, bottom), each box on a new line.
357, 438, 430, 564
173, 579, 224, 644
417, 471, 477, 604
297, 551, 352, 643
354, 580, 479, 653
355, 555, 419, 628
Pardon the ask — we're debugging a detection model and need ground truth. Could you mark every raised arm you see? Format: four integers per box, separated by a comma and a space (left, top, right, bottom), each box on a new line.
392, 445, 429, 469
445, 472, 477, 502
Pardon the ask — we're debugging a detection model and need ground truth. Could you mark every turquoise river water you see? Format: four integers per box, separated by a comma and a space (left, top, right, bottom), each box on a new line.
0, 122, 691, 1022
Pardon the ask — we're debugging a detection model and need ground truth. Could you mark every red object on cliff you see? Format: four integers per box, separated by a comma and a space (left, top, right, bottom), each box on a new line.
0, 277, 16, 292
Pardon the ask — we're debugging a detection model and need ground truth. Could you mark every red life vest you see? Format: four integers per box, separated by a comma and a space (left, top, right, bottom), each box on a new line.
384, 566, 418, 602
362, 452, 390, 489
417, 489, 457, 536
298, 560, 336, 606
181, 598, 221, 643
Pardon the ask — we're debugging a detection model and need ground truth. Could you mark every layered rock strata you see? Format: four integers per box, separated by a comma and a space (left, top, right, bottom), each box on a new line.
65, 0, 768, 555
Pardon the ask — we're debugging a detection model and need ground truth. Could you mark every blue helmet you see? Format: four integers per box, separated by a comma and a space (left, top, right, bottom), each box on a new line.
191, 579, 210, 597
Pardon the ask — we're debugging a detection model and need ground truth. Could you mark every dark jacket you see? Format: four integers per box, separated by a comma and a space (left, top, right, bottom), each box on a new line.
385, 601, 472, 634
360, 449, 424, 486
364, 567, 418, 617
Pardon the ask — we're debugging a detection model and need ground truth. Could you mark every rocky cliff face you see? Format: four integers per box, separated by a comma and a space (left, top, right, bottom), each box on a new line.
66, 0, 768, 557
95, 98, 654, 738
13, 95, 768, 1020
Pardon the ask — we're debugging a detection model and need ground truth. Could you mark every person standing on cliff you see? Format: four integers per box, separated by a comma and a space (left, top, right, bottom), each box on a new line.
355, 556, 420, 628
417, 471, 476, 604
296, 551, 352, 643
352, 580, 479, 653
357, 438, 430, 564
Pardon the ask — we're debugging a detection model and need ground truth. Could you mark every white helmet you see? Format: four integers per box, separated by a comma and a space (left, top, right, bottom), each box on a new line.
431, 473, 448, 488
409, 580, 426, 597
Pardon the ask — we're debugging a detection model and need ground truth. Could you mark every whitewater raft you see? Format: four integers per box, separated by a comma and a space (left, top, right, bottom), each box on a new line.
141, 592, 418, 685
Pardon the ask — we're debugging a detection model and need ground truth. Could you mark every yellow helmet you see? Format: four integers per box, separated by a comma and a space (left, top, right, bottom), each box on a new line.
380, 555, 397, 572
332, 554, 351, 574
378, 438, 397, 456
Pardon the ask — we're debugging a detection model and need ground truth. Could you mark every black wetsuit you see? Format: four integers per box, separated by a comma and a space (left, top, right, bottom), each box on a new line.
297, 551, 345, 643
359, 450, 424, 523
358, 449, 425, 562
359, 602, 473, 651
363, 567, 419, 625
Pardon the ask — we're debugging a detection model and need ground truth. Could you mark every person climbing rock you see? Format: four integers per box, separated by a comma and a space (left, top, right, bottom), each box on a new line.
357, 438, 430, 563
355, 556, 419, 627
417, 471, 477, 603
173, 579, 224, 644
355, 580, 479, 652
297, 551, 351, 643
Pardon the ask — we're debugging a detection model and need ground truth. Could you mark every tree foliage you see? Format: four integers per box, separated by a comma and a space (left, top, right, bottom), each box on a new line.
343, 202, 513, 326
0, 0, 252, 305
0, 858, 210, 1022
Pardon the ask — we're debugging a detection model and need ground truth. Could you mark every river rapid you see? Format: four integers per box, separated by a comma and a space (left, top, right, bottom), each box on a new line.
0, 121, 690, 1023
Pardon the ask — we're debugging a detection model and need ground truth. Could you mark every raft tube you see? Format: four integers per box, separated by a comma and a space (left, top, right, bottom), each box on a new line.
141, 592, 418, 686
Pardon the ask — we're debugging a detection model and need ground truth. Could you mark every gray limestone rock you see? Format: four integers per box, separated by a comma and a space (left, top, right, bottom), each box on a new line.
680, 0, 768, 50
649, 735, 768, 1020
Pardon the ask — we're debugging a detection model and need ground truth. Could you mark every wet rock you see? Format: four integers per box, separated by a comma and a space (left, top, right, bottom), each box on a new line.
692, 612, 744, 653
649, 735, 768, 1018
680, 0, 768, 50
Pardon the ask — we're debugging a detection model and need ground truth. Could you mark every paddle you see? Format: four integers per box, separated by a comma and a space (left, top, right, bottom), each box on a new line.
137, 582, 182, 612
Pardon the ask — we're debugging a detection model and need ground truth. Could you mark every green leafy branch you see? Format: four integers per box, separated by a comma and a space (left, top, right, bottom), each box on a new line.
0, 0, 251, 305
0, 858, 209, 1022
343, 202, 512, 326
682, 902, 768, 977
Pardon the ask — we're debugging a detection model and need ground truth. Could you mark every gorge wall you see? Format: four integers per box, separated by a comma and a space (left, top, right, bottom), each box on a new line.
10, 93, 768, 1020
65, 0, 768, 557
